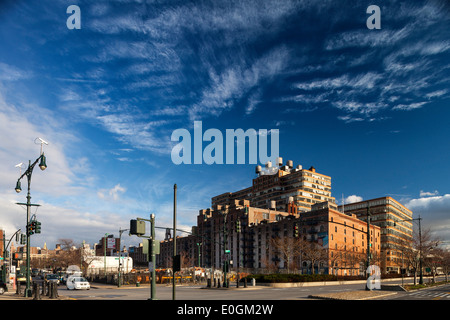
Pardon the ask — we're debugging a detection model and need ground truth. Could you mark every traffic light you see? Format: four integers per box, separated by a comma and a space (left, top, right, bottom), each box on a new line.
20, 234, 26, 245
13, 252, 23, 260
130, 219, 146, 236
235, 220, 241, 233
293, 223, 299, 238
35, 221, 41, 234
143, 239, 160, 261
27, 222, 35, 236
173, 254, 181, 272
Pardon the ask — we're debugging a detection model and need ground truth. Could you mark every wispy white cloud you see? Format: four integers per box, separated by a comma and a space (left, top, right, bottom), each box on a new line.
96, 113, 171, 154
189, 45, 290, 119
419, 190, 439, 197
296, 72, 383, 91
98, 184, 126, 201
0, 62, 32, 81
325, 27, 411, 51
337, 115, 364, 123
392, 102, 428, 111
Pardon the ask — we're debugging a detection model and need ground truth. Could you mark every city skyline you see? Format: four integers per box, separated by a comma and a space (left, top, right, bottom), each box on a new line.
0, 0, 449, 250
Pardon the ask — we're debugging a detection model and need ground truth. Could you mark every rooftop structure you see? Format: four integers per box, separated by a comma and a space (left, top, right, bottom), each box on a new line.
212, 157, 335, 213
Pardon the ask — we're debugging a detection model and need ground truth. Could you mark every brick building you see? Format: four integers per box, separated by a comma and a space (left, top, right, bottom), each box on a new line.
158, 199, 381, 276
156, 160, 409, 276
95, 235, 120, 256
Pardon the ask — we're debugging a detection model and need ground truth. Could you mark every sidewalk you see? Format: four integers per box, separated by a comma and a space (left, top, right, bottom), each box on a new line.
308, 290, 398, 300
0, 291, 72, 300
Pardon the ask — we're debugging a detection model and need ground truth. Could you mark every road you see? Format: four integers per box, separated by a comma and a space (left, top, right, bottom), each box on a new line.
59, 277, 450, 301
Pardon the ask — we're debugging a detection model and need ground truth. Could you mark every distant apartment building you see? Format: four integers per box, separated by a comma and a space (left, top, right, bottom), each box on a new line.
0, 230, 4, 259
158, 199, 381, 276
128, 243, 149, 267
156, 160, 410, 276
95, 234, 121, 256
212, 159, 335, 213
339, 197, 413, 274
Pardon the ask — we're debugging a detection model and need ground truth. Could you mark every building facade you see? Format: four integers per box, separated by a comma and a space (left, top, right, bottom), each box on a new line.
340, 197, 413, 274
156, 161, 410, 276
158, 198, 381, 276
95, 235, 121, 256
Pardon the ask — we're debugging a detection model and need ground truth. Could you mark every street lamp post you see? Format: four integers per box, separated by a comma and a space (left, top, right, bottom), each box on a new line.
104, 233, 109, 278
222, 209, 229, 288
365, 203, 371, 291
14, 138, 47, 297
118, 228, 129, 288
2, 229, 22, 284
173, 184, 177, 300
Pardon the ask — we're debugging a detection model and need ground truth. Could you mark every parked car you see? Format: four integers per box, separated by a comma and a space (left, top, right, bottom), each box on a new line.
0, 281, 8, 295
66, 277, 90, 290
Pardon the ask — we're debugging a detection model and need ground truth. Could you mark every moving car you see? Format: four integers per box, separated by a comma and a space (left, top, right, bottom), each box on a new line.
45, 274, 60, 285
66, 276, 90, 290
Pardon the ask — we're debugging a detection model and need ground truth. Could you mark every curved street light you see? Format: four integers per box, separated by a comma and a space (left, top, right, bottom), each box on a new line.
14, 138, 48, 297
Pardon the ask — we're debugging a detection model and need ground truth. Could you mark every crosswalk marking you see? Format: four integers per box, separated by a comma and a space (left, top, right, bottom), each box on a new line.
409, 290, 450, 299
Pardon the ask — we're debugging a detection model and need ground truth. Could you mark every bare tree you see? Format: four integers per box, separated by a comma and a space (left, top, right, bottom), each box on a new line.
397, 227, 440, 284
329, 245, 345, 276
440, 248, 450, 282
298, 238, 328, 274
270, 237, 302, 273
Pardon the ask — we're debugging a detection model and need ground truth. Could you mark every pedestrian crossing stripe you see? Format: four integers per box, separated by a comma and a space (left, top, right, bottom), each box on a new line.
409, 291, 450, 298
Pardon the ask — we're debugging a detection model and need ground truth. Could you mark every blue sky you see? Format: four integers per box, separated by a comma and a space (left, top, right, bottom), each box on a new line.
0, 0, 449, 250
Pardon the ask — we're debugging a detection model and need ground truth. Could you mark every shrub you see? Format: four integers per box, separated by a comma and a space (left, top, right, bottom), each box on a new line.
246, 274, 338, 283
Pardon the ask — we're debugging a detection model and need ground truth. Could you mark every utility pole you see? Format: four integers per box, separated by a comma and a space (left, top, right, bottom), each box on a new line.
118, 228, 129, 288
222, 209, 229, 288
103, 233, 109, 278
365, 202, 371, 291
150, 214, 156, 300
173, 184, 177, 300
129, 215, 157, 300
418, 215, 423, 285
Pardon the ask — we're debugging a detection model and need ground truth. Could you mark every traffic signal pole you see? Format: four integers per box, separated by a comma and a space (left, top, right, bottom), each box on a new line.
129, 215, 157, 300
150, 214, 156, 300
365, 203, 372, 291
173, 184, 177, 300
